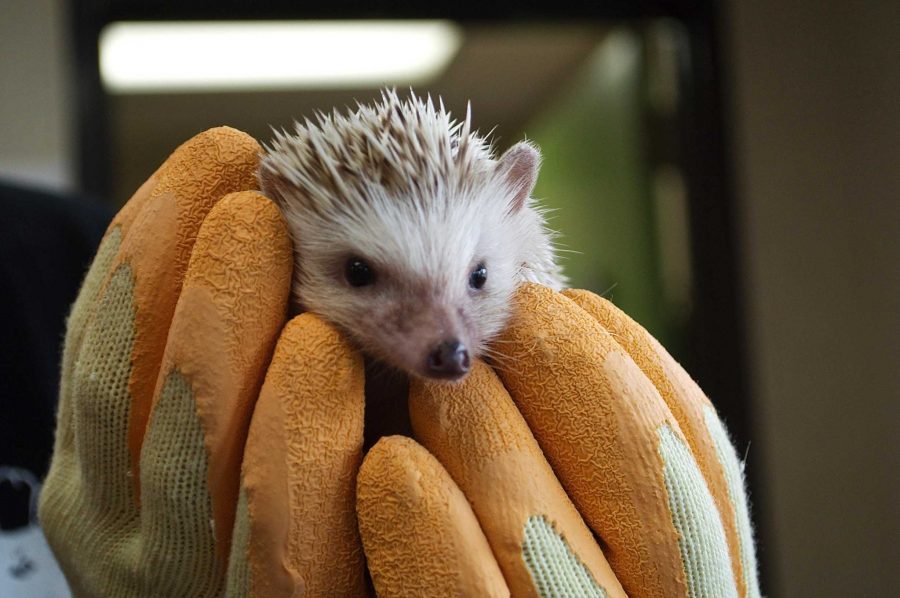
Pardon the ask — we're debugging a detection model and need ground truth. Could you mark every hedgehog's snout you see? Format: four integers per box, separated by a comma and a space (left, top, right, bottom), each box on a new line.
425, 339, 470, 380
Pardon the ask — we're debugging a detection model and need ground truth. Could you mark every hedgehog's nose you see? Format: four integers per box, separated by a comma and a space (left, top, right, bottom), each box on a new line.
426, 340, 470, 380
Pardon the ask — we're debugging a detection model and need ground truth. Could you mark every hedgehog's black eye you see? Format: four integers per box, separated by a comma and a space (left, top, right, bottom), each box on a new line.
469, 263, 487, 290
345, 258, 375, 287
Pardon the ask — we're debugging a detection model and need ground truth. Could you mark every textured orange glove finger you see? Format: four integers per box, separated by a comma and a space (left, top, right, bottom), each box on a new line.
409, 361, 627, 597
562, 289, 760, 597
148, 190, 291, 562
357, 435, 510, 597
494, 283, 753, 598
231, 314, 367, 596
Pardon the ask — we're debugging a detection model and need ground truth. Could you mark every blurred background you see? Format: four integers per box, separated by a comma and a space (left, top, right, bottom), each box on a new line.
1, 0, 897, 595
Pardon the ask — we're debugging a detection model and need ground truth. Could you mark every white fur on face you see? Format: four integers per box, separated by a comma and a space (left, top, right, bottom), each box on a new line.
259, 89, 564, 377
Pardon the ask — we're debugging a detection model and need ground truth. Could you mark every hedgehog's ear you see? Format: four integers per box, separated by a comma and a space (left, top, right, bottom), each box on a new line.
496, 141, 541, 213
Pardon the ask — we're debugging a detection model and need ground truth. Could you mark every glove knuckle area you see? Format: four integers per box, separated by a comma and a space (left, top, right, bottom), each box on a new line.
357, 436, 508, 598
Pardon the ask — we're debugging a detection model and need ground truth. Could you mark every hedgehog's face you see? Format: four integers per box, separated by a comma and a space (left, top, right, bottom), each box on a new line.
259, 93, 545, 380
291, 185, 524, 381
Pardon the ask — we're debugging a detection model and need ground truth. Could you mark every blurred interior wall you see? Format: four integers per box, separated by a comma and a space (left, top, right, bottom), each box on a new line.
725, 1, 900, 594
0, 0, 74, 191
529, 31, 671, 342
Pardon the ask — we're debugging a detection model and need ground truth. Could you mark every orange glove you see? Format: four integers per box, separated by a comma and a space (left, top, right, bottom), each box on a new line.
36, 127, 366, 596
356, 284, 761, 597
39, 127, 374, 596
39, 127, 759, 597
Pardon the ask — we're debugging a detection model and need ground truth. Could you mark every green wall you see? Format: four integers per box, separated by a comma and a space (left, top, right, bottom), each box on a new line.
527, 29, 669, 342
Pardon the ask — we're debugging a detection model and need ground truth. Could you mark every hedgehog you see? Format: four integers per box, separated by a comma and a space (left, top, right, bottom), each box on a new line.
259, 89, 564, 383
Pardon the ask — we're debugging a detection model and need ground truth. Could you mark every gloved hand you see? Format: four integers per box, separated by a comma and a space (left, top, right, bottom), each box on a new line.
39, 127, 760, 597
39, 128, 326, 596
356, 284, 761, 597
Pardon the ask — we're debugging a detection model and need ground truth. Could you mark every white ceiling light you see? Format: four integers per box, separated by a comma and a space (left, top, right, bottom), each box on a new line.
99, 20, 462, 93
